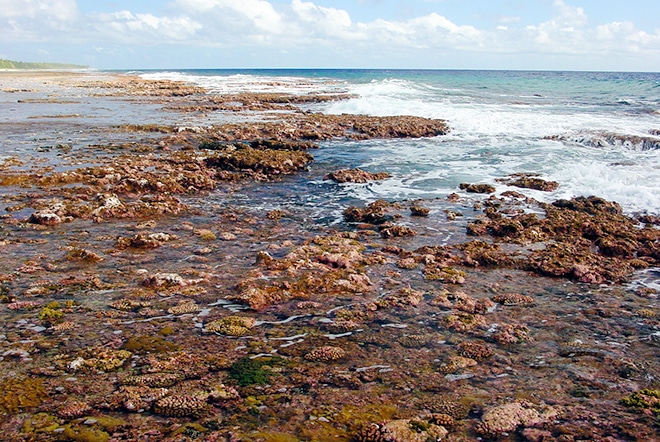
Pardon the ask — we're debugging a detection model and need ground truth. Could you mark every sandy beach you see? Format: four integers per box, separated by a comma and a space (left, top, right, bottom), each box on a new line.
0, 70, 658, 441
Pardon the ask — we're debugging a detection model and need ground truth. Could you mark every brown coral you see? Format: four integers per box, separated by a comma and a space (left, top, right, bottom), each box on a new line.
153, 394, 211, 418
490, 323, 533, 345
167, 301, 201, 315
437, 356, 477, 374
304, 346, 346, 362
57, 400, 93, 419
456, 340, 494, 360
205, 316, 256, 336
491, 292, 535, 306
423, 265, 466, 284
122, 373, 184, 388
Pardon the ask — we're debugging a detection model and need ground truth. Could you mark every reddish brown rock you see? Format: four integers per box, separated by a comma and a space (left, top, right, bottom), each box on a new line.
325, 168, 391, 183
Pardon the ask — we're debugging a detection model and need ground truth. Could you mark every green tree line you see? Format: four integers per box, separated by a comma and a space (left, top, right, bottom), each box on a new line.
0, 59, 87, 69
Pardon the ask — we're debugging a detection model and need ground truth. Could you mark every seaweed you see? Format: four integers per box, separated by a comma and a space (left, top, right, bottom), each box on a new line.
229, 357, 273, 387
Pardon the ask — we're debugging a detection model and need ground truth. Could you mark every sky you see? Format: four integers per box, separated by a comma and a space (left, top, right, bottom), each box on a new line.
0, 0, 659, 71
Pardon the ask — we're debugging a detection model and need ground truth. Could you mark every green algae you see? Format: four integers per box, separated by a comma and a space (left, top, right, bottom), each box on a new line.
48, 415, 127, 441
121, 335, 179, 354
170, 423, 208, 438
158, 326, 175, 336
229, 357, 271, 387
621, 389, 660, 416
61, 426, 110, 442
250, 432, 299, 442
37, 302, 64, 324
0, 377, 47, 414
21, 412, 59, 433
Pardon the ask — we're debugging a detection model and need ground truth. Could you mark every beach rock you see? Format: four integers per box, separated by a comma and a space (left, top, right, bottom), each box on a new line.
116, 232, 177, 249
234, 285, 282, 311
325, 168, 391, 183
344, 200, 400, 225
546, 131, 660, 151
460, 183, 495, 193
28, 211, 62, 226
464, 195, 659, 282
250, 138, 319, 151
204, 145, 313, 177
497, 173, 559, 191
410, 205, 430, 216
141, 272, 188, 288
380, 224, 417, 238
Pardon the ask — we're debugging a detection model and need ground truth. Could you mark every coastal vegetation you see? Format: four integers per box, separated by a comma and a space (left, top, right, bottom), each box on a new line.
0, 58, 87, 69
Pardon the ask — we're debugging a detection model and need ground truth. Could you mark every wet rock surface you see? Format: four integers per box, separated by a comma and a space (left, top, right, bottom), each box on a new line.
0, 72, 658, 441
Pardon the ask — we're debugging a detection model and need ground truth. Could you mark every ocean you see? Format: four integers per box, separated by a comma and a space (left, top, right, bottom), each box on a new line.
136, 69, 660, 218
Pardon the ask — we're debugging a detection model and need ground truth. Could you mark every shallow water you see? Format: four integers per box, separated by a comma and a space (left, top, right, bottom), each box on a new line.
0, 72, 658, 441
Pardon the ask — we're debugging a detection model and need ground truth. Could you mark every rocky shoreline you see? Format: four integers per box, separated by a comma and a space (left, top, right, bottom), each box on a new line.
0, 72, 658, 441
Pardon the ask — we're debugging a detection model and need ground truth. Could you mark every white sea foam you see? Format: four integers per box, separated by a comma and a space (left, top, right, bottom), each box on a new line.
139, 71, 344, 95
146, 70, 660, 215
319, 77, 660, 214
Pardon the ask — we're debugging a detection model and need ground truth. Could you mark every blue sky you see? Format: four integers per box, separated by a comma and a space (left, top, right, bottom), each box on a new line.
1, 0, 659, 71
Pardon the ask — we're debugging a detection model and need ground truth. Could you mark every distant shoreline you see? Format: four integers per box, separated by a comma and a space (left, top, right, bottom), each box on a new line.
0, 58, 88, 70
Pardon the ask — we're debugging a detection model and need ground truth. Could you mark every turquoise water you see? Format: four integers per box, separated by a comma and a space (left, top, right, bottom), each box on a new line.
138, 69, 660, 215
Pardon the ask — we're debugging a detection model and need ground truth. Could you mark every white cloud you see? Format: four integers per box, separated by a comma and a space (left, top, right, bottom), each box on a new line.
0, 0, 658, 70
552, 0, 588, 28
91, 10, 201, 42
0, 0, 78, 21
291, 0, 364, 41
0, 0, 79, 41
174, 0, 283, 32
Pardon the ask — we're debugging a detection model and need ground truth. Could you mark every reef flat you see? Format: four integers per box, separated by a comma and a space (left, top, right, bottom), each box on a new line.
0, 71, 658, 441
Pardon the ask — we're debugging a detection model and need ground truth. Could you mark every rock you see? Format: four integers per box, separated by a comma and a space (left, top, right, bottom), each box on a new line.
410, 205, 430, 216
343, 200, 400, 225
204, 145, 313, 177
460, 183, 495, 193
380, 225, 417, 238
496, 173, 559, 192
325, 168, 391, 183
28, 211, 62, 226
423, 265, 465, 284
141, 272, 189, 288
